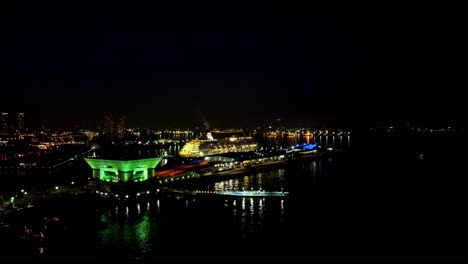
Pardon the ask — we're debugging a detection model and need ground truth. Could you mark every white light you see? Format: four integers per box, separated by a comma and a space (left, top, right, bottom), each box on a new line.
71, 181, 74, 185
55, 186, 59, 190
21, 189, 24, 193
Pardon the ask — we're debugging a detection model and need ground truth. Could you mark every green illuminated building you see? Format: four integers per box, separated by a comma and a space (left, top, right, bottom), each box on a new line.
84, 158, 162, 183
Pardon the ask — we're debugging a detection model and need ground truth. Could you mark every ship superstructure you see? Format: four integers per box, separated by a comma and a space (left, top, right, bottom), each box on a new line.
179, 131, 258, 158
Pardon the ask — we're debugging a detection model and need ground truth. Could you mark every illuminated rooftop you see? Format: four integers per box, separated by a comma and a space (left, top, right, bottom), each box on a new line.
84, 157, 162, 183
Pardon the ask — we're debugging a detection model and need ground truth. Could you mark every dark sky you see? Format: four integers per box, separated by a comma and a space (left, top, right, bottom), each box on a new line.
0, 1, 464, 128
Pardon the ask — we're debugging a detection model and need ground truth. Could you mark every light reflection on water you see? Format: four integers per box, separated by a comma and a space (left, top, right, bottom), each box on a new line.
89, 158, 326, 256
85, 195, 288, 260
2, 155, 330, 260
5, 132, 464, 260
97, 203, 155, 259
260, 133, 350, 149
213, 169, 287, 192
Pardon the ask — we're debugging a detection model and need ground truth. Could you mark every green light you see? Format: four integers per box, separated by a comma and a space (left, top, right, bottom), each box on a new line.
84, 158, 162, 183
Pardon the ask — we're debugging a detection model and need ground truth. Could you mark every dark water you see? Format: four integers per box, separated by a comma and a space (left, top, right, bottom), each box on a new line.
2, 131, 467, 261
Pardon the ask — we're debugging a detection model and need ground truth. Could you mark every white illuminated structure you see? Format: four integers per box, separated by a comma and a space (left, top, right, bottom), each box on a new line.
179, 132, 258, 158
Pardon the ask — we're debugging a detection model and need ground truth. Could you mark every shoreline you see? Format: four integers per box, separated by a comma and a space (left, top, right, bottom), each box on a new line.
159, 151, 339, 197
1, 150, 341, 218
169, 150, 335, 183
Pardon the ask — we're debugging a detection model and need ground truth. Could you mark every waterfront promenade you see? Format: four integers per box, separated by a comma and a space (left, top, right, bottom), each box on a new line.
159, 150, 330, 183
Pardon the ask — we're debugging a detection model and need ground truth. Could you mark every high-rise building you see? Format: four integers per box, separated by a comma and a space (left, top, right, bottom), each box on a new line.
17, 113, 24, 131
116, 114, 125, 138
1, 113, 8, 133
104, 114, 126, 137
104, 115, 114, 135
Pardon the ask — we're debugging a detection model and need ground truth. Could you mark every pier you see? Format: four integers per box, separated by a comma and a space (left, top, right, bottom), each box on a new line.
162, 187, 289, 197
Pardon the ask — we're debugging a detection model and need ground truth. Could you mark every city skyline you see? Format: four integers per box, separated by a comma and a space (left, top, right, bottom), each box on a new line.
0, 110, 462, 130
1, 1, 464, 129
2, 1, 466, 262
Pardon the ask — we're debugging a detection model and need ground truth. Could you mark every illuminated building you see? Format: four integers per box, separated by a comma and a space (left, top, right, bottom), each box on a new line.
0, 145, 36, 161
116, 114, 125, 138
103, 115, 114, 135
17, 113, 24, 131
179, 132, 258, 158
84, 157, 162, 183
103, 114, 125, 138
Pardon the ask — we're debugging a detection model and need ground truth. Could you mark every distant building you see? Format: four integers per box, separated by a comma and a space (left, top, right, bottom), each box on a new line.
1, 112, 26, 133
17, 113, 24, 131
104, 115, 115, 135
1, 112, 8, 133
103, 114, 125, 138
116, 114, 125, 138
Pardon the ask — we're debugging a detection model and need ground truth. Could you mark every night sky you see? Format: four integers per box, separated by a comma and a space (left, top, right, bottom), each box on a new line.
0, 1, 464, 128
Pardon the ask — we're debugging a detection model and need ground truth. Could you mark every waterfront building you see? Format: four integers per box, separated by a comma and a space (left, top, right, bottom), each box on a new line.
103, 115, 114, 135
17, 113, 24, 131
1, 112, 8, 133
84, 158, 162, 183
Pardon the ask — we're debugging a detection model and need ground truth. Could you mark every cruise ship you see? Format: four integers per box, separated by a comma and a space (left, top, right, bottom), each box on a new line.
179, 131, 258, 158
